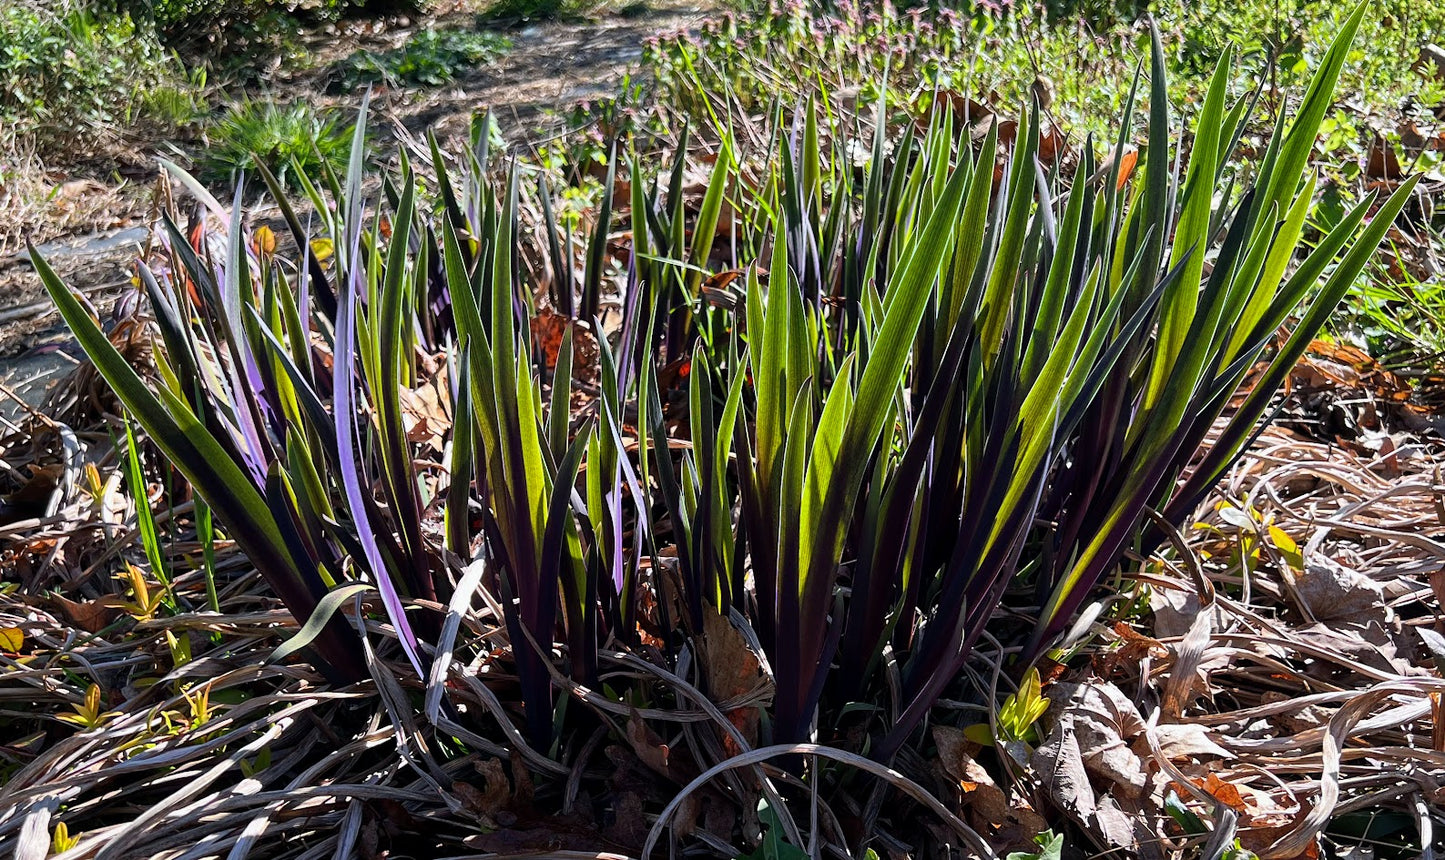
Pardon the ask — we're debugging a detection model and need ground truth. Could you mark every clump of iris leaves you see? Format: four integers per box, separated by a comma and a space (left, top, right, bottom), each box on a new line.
34, 3, 1410, 853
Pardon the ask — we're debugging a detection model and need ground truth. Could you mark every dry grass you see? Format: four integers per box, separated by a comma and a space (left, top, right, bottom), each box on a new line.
0, 134, 141, 257
1031, 423, 1445, 859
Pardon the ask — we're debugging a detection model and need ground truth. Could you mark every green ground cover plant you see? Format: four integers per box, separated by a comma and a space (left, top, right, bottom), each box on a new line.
197, 98, 355, 188
334, 26, 512, 89
477, 0, 603, 24
24, 5, 1417, 854
646, 0, 1445, 142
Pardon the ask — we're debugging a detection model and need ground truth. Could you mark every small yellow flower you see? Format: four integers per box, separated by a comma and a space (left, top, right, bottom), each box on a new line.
253, 224, 277, 258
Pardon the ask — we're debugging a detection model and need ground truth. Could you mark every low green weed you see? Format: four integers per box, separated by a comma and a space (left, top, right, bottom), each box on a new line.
334, 27, 511, 90
134, 65, 212, 129
647, 0, 1445, 146
477, 0, 597, 24
1005, 831, 1065, 860
198, 98, 354, 188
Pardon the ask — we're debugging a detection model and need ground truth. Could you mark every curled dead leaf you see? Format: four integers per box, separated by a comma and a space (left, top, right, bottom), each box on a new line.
625, 710, 671, 777
1139, 723, 1233, 762
700, 608, 766, 756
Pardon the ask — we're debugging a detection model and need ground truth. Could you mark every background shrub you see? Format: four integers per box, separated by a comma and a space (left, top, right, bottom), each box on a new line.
141, 0, 423, 31
96, 0, 428, 54
0, 2, 181, 156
